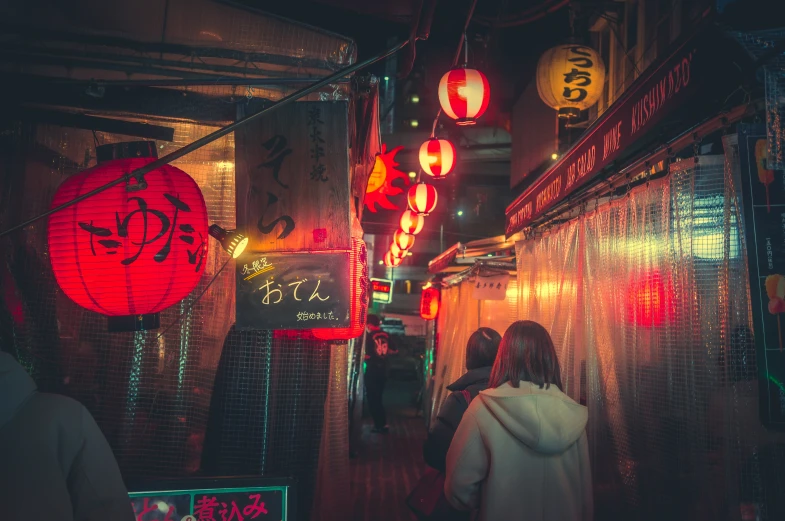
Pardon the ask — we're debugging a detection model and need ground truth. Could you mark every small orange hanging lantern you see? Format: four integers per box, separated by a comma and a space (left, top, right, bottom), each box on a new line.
393, 229, 415, 251
407, 182, 438, 216
384, 251, 402, 267
420, 286, 440, 320
400, 210, 425, 235
312, 238, 369, 340
438, 67, 490, 126
419, 138, 456, 179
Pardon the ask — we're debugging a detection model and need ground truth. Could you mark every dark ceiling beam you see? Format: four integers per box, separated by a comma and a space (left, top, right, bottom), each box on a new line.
5, 108, 175, 142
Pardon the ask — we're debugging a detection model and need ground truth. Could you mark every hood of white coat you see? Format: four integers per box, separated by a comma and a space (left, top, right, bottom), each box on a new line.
478, 381, 588, 455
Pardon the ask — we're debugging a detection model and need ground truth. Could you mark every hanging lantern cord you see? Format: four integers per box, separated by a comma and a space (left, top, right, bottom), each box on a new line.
430, 0, 478, 145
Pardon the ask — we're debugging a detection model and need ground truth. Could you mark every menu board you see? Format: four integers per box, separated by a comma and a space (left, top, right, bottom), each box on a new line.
737, 124, 785, 431
128, 477, 293, 521
236, 251, 351, 330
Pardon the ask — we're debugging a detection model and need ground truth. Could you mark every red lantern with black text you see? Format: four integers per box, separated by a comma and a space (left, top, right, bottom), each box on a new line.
400, 210, 425, 235
438, 67, 491, 126
420, 286, 440, 320
384, 251, 402, 267
419, 138, 456, 179
312, 238, 368, 340
394, 229, 415, 250
47, 141, 208, 331
408, 182, 438, 216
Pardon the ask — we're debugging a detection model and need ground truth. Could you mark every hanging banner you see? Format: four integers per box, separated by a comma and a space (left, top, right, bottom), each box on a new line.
472, 273, 510, 301
236, 101, 351, 252
737, 124, 785, 431
506, 24, 743, 236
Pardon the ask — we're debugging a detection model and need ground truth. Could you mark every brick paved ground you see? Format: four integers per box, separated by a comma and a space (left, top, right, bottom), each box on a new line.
350, 377, 426, 521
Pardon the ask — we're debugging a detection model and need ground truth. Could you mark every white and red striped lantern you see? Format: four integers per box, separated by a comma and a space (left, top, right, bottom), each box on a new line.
393, 229, 416, 250
438, 67, 491, 126
419, 138, 456, 179
407, 182, 438, 216
384, 251, 402, 267
390, 242, 407, 259
400, 210, 425, 235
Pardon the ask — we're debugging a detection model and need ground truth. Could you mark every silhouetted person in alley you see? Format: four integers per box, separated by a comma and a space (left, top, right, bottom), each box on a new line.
0, 351, 134, 521
423, 327, 501, 472
445, 321, 593, 521
364, 314, 397, 433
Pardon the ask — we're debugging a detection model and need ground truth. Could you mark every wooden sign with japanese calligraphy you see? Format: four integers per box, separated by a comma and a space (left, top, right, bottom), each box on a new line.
128, 477, 292, 521
235, 251, 351, 330
236, 101, 351, 252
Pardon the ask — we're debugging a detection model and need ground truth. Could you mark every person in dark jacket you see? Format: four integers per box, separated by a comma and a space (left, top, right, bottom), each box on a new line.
423, 327, 501, 471
0, 351, 134, 521
365, 314, 397, 433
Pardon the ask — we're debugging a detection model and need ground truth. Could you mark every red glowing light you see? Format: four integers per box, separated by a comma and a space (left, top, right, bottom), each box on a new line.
627, 270, 669, 327
312, 238, 369, 340
420, 286, 440, 320
438, 67, 491, 126
407, 182, 438, 216
419, 138, 456, 179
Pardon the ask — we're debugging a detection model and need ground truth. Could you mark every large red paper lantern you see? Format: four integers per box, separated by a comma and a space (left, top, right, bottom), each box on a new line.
384, 251, 402, 267
407, 182, 438, 216
420, 286, 440, 320
438, 67, 491, 126
400, 210, 425, 235
393, 229, 415, 250
419, 138, 456, 179
313, 238, 369, 340
48, 141, 208, 331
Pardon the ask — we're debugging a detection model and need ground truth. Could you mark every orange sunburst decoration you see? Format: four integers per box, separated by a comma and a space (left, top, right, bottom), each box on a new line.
365, 144, 410, 213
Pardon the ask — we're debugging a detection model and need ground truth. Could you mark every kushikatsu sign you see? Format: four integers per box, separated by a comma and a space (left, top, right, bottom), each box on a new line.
129, 479, 292, 521
506, 26, 720, 236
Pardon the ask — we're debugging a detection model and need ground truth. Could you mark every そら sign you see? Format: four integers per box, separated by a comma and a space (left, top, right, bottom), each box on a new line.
236, 101, 351, 252
236, 251, 351, 330
737, 124, 785, 431
129, 482, 290, 521
371, 278, 393, 304
506, 25, 733, 236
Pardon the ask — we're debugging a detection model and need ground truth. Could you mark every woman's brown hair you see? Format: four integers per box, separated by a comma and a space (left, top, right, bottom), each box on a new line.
488, 320, 563, 391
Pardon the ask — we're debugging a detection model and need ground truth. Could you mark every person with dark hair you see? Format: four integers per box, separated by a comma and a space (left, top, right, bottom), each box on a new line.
364, 314, 397, 433
445, 321, 593, 521
0, 351, 134, 521
423, 327, 501, 472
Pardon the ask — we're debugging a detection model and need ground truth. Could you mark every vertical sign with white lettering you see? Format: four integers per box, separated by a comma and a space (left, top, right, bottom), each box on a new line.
738, 124, 785, 431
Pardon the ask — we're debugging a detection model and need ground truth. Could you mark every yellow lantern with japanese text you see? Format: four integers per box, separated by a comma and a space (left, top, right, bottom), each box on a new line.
536, 44, 605, 119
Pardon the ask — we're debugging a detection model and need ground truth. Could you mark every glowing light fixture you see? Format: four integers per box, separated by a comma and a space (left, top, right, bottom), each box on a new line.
400, 210, 425, 235
209, 225, 248, 259
407, 182, 438, 216
419, 138, 456, 179
393, 229, 416, 250
438, 67, 491, 126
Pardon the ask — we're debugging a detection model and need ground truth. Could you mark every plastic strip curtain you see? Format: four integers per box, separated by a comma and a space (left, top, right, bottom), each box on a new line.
429, 277, 518, 426
512, 151, 785, 518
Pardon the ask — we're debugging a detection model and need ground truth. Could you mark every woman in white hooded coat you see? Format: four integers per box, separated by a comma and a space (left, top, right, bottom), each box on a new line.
445, 320, 593, 521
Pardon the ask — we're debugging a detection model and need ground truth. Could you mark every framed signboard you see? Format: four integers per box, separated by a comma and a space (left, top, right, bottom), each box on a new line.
236, 251, 351, 330
371, 278, 393, 304
737, 124, 785, 431
128, 477, 295, 521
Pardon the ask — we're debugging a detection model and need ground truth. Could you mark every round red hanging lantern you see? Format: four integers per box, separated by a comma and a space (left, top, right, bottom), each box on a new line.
390, 242, 406, 259
420, 286, 440, 320
47, 141, 209, 331
419, 138, 456, 179
384, 251, 402, 267
393, 229, 415, 251
400, 210, 425, 235
438, 67, 491, 126
407, 182, 438, 216
626, 270, 670, 328
312, 238, 369, 340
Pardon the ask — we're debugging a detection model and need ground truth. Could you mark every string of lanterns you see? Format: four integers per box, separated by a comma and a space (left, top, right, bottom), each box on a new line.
383, 30, 491, 269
